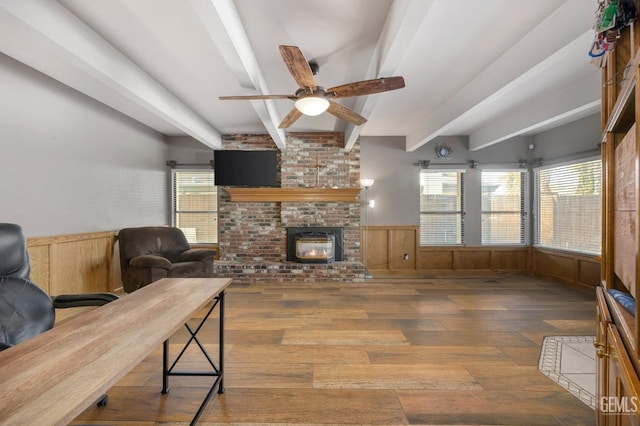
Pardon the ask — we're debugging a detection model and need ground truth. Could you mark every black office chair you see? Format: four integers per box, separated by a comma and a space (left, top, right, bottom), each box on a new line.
0, 223, 118, 405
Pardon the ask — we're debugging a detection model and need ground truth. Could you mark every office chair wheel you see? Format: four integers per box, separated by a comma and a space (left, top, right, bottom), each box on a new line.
97, 394, 109, 407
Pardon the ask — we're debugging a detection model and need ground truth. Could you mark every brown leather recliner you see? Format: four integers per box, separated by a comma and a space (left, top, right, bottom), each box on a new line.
118, 226, 216, 293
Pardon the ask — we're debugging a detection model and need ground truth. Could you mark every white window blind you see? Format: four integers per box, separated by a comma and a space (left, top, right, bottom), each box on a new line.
419, 170, 464, 245
172, 170, 218, 244
535, 159, 601, 255
481, 170, 528, 245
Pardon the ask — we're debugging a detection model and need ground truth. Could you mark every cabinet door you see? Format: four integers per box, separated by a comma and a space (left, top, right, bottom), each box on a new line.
603, 324, 640, 426
613, 125, 637, 296
597, 287, 613, 425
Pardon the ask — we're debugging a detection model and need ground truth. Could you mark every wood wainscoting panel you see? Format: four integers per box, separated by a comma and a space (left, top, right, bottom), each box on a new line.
365, 228, 389, 270
533, 248, 600, 289
534, 250, 577, 283
455, 250, 492, 270
365, 226, 419, 272
110, 240, 122, 291
578, 259, 601, 288
50, 237, 113, 295
27, 231, 119, 322
28, 231, 119, 296
28, 244, 50, 293
417, 249, 454, 270
358, 225, 599, 284
389, 228, 416, 270
490, 248, 529, 271
417, 247, 530, 273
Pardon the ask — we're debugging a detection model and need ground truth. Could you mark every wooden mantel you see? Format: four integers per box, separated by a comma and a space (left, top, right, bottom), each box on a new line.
223, 187, 361, 202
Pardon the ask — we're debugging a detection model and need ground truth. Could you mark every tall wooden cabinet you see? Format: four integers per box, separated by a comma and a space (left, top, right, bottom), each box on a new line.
598, 2, 640, 424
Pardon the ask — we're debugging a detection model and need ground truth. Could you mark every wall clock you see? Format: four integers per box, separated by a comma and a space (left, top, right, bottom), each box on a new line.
435, 144, 452, 159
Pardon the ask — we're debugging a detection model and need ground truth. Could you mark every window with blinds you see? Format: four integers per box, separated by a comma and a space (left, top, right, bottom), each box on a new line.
419, 170, 464, 245
481, 170, 528, 245
534, 158, 601, 255
172, 170, 218, 244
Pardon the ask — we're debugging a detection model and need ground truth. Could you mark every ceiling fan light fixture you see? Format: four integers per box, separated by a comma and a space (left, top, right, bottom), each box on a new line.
221, 46, 404, 128
295, 96, 330, 116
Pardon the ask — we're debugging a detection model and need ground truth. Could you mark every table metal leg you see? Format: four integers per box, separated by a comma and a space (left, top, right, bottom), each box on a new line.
218, 289, 224, 394
162, 340, 169, 394
161, 291, 225, 425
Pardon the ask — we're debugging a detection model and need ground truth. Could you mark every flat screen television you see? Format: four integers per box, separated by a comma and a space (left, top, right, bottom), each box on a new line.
214, 150, 278, 187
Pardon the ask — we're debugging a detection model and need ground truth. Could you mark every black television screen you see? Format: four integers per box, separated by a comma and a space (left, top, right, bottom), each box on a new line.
214, 150, 278, 187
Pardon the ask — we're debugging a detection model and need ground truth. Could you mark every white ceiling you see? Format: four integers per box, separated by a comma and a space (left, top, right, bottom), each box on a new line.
0, 0, 601, 152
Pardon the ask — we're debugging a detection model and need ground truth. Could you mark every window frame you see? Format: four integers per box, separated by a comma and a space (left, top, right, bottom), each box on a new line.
419, 169, 465, 246
480, 169, 529, 246
533, 156, 602, 255
171, 168, 218, 244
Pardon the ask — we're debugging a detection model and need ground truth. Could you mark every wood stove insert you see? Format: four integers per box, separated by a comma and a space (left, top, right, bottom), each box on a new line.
295, 232, 335, 263
286, 227, 344, 263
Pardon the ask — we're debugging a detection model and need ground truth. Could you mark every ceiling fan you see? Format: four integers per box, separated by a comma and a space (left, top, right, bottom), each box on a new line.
219, 45, 405, 129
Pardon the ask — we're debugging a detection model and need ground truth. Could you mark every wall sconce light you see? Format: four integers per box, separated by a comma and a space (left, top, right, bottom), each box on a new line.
360, 178, 374, 188
368, 199, 375, 208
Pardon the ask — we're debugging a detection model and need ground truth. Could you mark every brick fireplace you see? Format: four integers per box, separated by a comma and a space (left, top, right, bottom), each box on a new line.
213, 132, 364, 282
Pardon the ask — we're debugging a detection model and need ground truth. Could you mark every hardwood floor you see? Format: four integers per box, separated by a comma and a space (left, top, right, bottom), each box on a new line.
73, 275, 596, 425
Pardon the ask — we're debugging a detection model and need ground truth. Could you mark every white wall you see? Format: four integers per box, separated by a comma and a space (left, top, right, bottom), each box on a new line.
359, 136, 418, 226
360, 113, 602, 245
0, 53, 169, 238
167, 136, 214, 164
531, 114, 601, 164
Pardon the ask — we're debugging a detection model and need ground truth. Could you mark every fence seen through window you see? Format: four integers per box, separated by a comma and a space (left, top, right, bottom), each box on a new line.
419, 170, 464, 245
535, 159, 601, 255
481, 170, 528, 245
172, 170, 218, 244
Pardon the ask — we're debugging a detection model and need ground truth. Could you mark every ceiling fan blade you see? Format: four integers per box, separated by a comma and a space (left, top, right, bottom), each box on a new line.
327, 101, 367, 126
278, 107, 303, 128
327, 76, 405, 99
279, 45, 316, 91
219, 94, 294, 100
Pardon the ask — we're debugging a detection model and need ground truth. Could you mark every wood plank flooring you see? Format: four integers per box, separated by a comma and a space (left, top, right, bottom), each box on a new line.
72, 275, 596, 425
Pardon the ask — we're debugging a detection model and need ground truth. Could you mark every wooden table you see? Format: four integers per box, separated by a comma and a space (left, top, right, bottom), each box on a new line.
0, 277, 232, 425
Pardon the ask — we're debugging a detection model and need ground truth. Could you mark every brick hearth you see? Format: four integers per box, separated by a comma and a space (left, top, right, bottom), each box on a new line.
212, 260, 364, 283
213, 132, 364, 282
